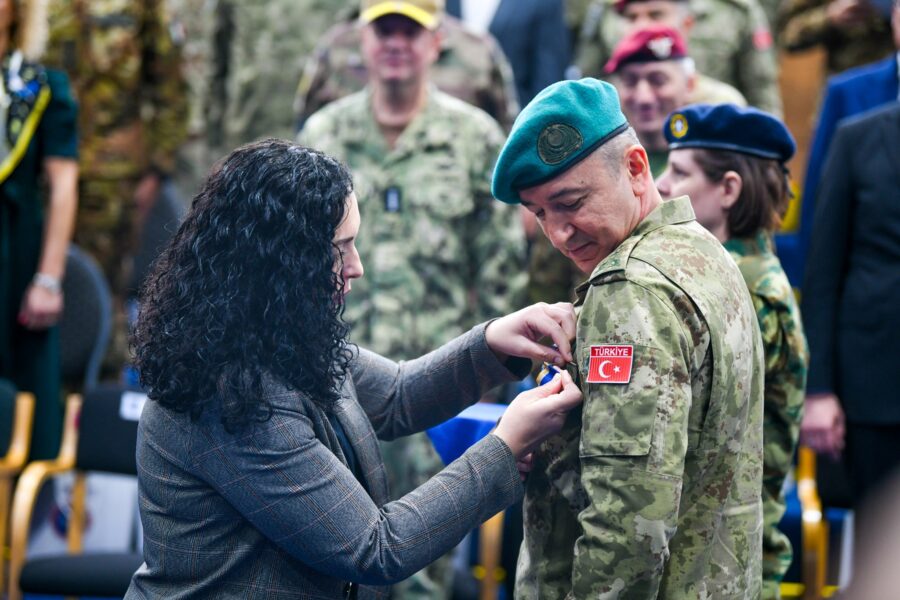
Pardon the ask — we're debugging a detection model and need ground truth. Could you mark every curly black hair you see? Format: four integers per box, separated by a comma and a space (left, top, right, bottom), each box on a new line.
132, 140, 355, 431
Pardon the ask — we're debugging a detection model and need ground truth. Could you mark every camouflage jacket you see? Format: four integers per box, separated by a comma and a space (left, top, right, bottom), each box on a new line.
208, 0, 356, 153
576, 0, 782, 116
45, 0, 188, 179
776, 0, 894, 74
294, 15, 520, 132
517, 196, 764, 599
725, 232, 808, 588
299, 88, 526, 360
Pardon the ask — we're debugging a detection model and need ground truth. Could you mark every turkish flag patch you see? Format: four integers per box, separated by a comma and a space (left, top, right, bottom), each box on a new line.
586, 345, 634, 384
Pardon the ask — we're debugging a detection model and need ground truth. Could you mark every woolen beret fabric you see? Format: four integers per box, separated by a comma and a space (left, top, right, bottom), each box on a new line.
604, 25, 689, 74
491, 78, 628, 204
664, 103, 796, 162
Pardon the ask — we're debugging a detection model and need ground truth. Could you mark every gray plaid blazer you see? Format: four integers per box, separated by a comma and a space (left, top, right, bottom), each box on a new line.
125, 324, 525, 599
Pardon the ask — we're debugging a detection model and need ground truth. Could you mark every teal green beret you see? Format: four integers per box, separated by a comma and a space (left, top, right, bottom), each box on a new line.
492, 78, 628, 204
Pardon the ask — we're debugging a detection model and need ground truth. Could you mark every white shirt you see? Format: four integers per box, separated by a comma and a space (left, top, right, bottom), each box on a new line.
460, 0, 501, 34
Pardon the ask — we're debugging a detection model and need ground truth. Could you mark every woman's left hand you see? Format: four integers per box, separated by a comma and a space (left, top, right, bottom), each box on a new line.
485, 302, 576, 366
18, 284, 63, 330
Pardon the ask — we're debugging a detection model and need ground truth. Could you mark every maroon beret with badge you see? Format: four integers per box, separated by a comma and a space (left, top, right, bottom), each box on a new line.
604, 25, 688, 74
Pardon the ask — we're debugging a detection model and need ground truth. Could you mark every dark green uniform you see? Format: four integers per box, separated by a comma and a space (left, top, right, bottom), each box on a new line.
0, 61, 78, 460
725, 232, 808, 599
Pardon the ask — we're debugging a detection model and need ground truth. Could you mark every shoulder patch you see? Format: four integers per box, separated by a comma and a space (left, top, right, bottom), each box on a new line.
586, 345, 633, 383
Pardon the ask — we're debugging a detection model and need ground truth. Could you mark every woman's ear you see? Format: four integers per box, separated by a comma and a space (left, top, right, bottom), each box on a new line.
720, 171, 742, 211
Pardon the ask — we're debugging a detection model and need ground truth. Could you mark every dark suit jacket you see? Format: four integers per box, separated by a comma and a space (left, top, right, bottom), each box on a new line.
776, 54, 899, 286
802, 102, 900, 424
125, 324, 525, 599
447, 0, 569, 106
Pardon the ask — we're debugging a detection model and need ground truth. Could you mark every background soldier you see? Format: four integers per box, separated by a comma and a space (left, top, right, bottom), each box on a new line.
298, 1, 526, 597
294, 11, 519, 131
44, 0, 189, 377
576, 0, 781, 115
492, 78, 764, 598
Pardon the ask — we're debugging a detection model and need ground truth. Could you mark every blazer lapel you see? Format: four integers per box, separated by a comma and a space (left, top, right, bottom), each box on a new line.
333, 377, 391, 506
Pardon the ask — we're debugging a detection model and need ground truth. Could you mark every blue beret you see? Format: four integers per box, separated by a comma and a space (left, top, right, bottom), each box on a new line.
492, 78, 628, 204
664, 104, 796, 162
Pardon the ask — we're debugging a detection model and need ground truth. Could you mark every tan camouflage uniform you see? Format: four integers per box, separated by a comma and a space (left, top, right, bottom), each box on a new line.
294, 14, 520, 131
44, 0, 189, 373
576, 0, 783, 115
777, 0, 894, 74
299, 88, 526, 600
517, 196, 765, 599
725, 232, 808, 600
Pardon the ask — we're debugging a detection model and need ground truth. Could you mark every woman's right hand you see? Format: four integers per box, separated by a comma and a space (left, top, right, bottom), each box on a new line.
494, 369, 582, 458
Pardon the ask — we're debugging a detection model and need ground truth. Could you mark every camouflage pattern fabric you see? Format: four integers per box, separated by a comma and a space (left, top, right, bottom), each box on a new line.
776, 0, 894, 74
208, 0, 356, 154
725, 232, 808, 600
45, 0, 189, 180
575, 0, 783, 116
294, 15, 520, 132
299, 88, 526, 361
299, 88, 526, 600
527, 233, 583, 306
166, 0, 218, 199
692, 73, 748, 106
45, 0, 189, 376
517, 196, 765, 599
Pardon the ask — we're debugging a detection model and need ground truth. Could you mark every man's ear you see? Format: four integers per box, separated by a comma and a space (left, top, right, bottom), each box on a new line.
625, 144, 652, 196
720, 171, 742, 210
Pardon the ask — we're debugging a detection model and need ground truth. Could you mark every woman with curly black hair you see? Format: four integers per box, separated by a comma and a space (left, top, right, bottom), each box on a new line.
125, 139, 581, 599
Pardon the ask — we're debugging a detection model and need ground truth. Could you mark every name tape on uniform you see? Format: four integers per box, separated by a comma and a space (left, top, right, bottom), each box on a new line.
586, 344, 633, 384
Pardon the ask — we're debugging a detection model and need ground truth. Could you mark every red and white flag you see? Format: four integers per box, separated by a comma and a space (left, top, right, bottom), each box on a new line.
586, 345, 633, 384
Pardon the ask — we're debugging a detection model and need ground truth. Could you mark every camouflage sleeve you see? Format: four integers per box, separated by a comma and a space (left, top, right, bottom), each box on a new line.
143, 0, 190, 174
572, 278, 695, 597
468, 120, 527, 321
737, 0, 783, 116
776, 0, 830, 52
294, 45, 333, 131
573, 0, 611, 78
754, 293, 807, 525
485, 37, 520, 132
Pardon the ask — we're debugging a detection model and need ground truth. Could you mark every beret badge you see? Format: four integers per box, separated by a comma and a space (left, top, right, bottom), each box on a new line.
537, 123, 584, 165
669, 113, 688, 139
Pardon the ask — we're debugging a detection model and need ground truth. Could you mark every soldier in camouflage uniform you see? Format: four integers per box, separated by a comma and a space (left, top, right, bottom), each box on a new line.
44, 0, 188, 376
299, 1, 526, 598
777, 0, 894, 74
657, 104, 808, 599
208, 0, 356, 156
576, 0, 782, 115
492, 79, 764, 598
294, 11, 519, 131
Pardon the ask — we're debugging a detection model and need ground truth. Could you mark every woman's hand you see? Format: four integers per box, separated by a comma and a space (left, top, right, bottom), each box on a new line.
494, 369, 582, 458
18, 283, 64, 330
801, 393, 846, 459
485, 302, 576, 366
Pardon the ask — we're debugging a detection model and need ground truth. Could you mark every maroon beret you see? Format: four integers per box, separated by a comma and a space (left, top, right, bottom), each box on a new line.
604, 25, 688, 74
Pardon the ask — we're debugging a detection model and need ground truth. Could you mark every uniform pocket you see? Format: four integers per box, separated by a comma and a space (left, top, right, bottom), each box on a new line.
579, 344, 668, 458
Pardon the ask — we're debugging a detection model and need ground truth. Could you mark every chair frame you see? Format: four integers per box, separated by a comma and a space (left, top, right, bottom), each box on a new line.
0, 392, 35, 590
7, 394, 81, 600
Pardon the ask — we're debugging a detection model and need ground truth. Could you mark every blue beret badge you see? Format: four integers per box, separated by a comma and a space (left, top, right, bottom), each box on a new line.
669, 113, 688, 139
537, 123, 584, 165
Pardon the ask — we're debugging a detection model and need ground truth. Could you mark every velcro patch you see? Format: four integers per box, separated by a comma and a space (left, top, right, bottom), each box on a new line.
586, 345, 633, 384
